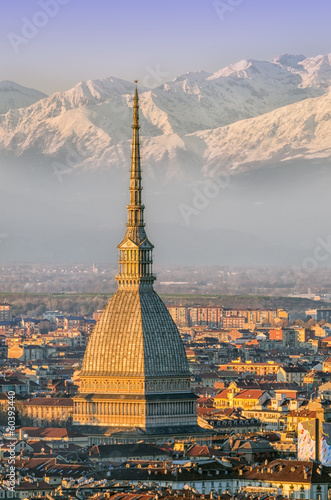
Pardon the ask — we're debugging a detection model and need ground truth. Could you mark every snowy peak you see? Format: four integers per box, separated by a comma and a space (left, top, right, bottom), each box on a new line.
209, 53, 331, 90
170, 70, 212, 85
0, 80, 47, 114
207, 57, 302, 80
272, 54, 306, 69
208, 58, 256, 78
298, 53, 331, 87
51, 76, 137, 108
0, 53, 331, 177
273, 53, 331, 88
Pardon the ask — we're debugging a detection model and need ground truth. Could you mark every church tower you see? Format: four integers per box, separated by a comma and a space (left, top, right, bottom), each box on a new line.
73, 85, 198, 437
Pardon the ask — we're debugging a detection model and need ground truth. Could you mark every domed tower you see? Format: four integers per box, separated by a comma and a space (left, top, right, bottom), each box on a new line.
73, 84, 198, 436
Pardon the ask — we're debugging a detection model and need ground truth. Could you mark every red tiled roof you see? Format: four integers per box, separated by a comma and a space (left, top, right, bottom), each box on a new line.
15, 480, 53, 491
186, 444, 224, 458
234, 389, 264, 399
214, 389, 229, 400
197, 407, 216, 416
17, 427, 83, 438
288, 410, 316, 418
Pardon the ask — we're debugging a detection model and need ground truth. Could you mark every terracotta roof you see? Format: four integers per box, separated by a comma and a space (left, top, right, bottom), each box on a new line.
26, 441, 51, 453
17, 427, 84, 438
245, 459, 331, 484
234, 389, 265, 399
197, 396, 214, 405
15, 480, 54, 491
214, 390, 229, 400
108, 494, 156, 500
287, 410, 316, 418
16, 459, 91, 478
197, 407, 217, 416
186, 444, 225, 458
43, 464, 91, 477
15, 457, 56, 469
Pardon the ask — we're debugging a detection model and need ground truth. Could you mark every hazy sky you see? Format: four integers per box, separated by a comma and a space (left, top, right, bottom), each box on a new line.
1, 0, 330, 95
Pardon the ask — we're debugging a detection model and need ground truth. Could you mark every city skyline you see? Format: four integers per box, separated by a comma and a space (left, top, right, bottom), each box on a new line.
2, 2, 331, 499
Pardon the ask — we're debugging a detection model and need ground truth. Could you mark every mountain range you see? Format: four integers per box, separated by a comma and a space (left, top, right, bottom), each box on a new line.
1, 53, 331, 175
0, 53, 331, 267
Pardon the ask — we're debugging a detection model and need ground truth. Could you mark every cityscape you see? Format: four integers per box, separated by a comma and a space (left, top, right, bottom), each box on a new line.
1, 1, 331, 500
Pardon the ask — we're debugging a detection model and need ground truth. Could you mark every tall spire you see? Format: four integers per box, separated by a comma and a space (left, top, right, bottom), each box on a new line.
128, 82, 143, 229
116, 82, 156, 288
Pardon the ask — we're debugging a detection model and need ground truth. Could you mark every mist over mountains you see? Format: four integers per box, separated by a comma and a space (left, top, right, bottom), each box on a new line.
0, 53, 331, 267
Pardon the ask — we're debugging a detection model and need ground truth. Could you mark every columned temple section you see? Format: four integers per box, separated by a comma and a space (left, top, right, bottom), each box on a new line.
73, 85, 203, 442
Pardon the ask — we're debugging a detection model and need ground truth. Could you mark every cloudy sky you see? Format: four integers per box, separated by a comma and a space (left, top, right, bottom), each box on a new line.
1, 0, 330, 94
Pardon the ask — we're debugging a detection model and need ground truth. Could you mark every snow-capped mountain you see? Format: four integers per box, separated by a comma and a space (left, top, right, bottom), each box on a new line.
0, 81, 47, 114
273, 53, 331, 88
1, 53, 331, 266
0, 53, 330, 178
194, 87, 331, 176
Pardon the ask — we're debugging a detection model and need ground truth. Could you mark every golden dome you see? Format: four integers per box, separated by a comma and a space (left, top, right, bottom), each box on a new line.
81, 288, 190, 378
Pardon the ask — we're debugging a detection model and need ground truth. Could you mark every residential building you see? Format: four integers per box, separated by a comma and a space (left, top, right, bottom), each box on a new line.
0, 302, 12, 321
277, 366, 307, 385
219, 360, 281, 376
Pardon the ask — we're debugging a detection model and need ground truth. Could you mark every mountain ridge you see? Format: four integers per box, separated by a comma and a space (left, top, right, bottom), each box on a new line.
0, 53, 330, 179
